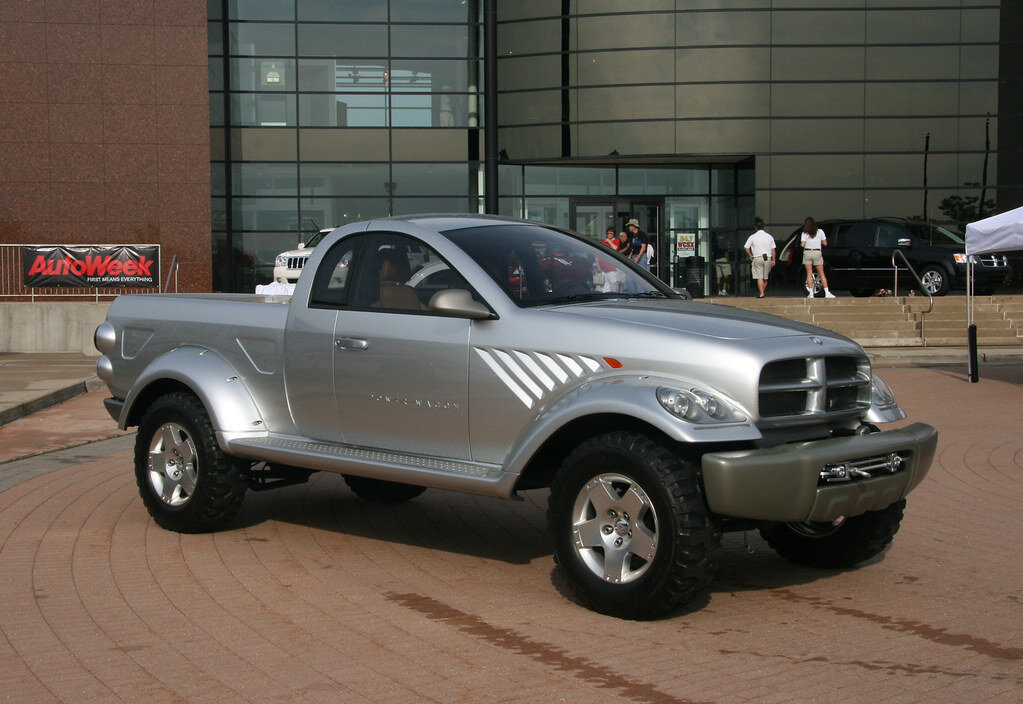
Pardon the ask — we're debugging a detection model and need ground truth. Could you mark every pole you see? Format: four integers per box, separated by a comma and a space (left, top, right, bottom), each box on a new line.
978, 116, 990, 219
922, 132, 930, 220
968, 324, 979, 383
483, 0, 498, 214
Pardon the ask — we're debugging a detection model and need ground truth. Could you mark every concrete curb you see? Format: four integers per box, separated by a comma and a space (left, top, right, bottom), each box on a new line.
0, 376, 103, 427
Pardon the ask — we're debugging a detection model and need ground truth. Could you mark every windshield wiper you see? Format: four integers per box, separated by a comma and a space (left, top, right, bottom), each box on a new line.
624, 291, 671, 299
540, 292, 627, 306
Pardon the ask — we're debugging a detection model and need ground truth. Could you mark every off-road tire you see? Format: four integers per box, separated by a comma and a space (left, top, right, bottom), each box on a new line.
759, 499, 905, 569
134, 391, 248, 532
343, 475, 427, 503
548, 432, 719, 619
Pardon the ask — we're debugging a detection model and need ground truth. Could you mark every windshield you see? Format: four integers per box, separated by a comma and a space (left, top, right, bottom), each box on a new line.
303, 230, 329, 249
441, 223, 677, 307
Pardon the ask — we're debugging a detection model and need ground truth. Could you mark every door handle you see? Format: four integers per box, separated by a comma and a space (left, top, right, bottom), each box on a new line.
335, 337, 368, 350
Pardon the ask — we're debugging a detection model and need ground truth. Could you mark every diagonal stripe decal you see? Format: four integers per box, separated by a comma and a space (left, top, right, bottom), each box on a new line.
475, 347, 605, 408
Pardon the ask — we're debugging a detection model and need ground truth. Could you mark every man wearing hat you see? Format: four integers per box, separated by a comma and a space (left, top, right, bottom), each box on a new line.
625, 218, 650, 271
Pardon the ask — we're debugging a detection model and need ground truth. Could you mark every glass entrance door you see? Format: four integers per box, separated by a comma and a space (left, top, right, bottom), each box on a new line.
629, 201, 662, 278
570, 201, 616, 240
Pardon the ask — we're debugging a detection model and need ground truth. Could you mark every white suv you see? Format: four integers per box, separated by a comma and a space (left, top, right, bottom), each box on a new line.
273, 228, 335, 283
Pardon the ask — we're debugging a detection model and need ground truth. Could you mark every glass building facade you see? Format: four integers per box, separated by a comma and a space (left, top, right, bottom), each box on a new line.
209, 0, 485, 291
208, 1, 1019, 294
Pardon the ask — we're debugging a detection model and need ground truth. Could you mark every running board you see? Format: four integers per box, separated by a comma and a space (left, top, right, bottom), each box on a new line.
223, 433, 516, 499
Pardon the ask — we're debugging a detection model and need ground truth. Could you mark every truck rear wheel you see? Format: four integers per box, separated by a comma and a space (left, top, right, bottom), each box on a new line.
134, 391, 248, 533
548, 432, 719, 619
343, 475, 426, 503
759, 499, 905, 569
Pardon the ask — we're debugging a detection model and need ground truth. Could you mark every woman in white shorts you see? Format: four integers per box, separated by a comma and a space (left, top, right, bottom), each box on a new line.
801, 217, 835, 298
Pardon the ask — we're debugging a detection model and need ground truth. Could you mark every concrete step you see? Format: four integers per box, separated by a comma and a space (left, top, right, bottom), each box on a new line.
811, 312, 913, 323
913, 312, 1011, 323
828, 327, 921, 339
926, 335, 1023, 346
924, 325, 1018, 335
701, 294, 1023, 348
852, 337, 925, 347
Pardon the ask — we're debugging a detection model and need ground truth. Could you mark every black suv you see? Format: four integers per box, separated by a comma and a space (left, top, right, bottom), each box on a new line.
775, 218, 1011, 296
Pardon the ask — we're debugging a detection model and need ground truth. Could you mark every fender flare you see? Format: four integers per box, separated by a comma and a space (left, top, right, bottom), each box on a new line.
119, 346, 265, 437
501, 375, 760, 477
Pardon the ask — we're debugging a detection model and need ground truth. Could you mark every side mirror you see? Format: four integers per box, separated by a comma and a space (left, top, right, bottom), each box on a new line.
896, 238, 912, 248
297, 243, 306, 250
429, 289, 494, 320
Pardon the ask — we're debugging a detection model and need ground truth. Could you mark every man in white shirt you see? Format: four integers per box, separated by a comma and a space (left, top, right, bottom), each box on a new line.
743, 218, 776, 298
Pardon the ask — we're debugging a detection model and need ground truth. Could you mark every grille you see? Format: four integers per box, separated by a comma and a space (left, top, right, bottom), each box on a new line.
759, 355, 870, 419
976, 254, 1008, 268
286, 256, 309, 270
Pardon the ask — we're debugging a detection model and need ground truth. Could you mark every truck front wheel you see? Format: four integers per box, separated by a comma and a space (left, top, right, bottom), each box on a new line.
548, 432, 719, 619
134, 391, 248, 533
759, 499, 905, 569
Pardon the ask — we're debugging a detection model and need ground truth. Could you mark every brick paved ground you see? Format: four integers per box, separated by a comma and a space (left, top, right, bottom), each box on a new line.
0, 366, 1020, 703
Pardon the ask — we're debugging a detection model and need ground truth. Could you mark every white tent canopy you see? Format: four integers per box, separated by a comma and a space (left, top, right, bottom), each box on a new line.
965, 205, 1023, 255
964, 206, 1023, 382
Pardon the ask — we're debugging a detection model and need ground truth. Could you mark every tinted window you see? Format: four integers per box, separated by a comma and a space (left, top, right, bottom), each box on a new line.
903, 222, 966, 246
833, 222, 874, 249
875, 224, 909, 248
310, 235, 361, 308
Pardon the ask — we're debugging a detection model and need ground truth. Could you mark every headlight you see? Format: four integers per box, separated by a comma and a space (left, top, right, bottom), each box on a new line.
870, 373, 896, 406
657, 386, 745, 424
953, 253, 977, 265
275, 254, 288, 267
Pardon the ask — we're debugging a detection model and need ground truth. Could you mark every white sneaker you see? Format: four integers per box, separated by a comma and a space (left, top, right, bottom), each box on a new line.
807, 291, 815, 298
805, 284, 811, 294
824, 290, 836, 298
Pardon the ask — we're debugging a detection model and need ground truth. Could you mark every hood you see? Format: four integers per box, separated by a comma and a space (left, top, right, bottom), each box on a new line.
277, 246, 311, 259
551, 299, 846, 342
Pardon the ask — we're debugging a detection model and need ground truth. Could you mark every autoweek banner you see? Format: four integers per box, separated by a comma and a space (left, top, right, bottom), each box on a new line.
23, 245, 160, 288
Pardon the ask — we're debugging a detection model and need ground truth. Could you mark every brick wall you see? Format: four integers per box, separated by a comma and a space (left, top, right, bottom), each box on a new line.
0, 0, 211, 292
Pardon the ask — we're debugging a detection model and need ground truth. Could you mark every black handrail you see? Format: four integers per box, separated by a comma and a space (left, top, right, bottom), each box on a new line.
891, 249, 933, 337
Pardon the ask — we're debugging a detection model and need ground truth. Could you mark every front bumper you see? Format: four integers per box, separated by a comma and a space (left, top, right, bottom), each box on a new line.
701, 422, 937, 522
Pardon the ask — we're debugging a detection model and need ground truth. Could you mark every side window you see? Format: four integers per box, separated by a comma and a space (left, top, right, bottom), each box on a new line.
348, 232, 475, 312
875, 224, 907, 248
834, 222, 874, 249
309, 235, 361, 308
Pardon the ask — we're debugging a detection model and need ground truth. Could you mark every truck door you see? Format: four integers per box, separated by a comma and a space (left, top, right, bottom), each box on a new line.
825, 221, 875, 287
283, 234, 363, 441
332, 232, 472, 460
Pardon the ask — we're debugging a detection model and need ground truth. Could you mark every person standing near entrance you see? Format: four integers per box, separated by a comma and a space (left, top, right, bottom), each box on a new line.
598, 226, 622, 292
801, 216, 836, 298
743, 218, 776, 298
625, 218, 650, 271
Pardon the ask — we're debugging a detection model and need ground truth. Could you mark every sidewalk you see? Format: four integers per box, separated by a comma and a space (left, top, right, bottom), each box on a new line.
0, 353, 105, 426
0, 353, 128, 463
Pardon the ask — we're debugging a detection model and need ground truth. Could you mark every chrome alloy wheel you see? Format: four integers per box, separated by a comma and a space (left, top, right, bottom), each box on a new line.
147, 422, 199, 507
570, 473, 659, 584
920, 269, 944, 295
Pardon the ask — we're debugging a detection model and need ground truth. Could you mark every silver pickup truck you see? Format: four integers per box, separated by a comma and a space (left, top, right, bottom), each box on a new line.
95, 214, 937, 618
